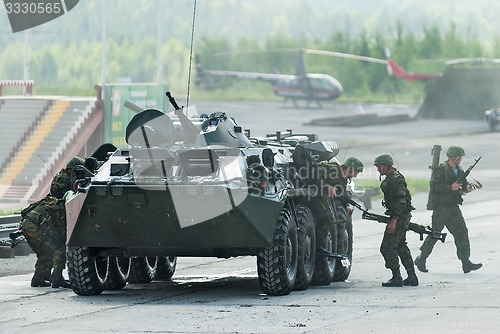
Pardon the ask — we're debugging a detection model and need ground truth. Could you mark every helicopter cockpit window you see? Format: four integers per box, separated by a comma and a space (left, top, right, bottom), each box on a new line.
322, 77, 340, 90
309, 78, 324, 90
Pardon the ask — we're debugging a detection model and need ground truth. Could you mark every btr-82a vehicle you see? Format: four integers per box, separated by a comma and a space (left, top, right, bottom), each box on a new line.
65, 93, 353, 296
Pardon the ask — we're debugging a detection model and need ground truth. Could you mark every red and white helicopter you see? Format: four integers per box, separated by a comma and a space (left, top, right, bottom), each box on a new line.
195, 47, 457, 107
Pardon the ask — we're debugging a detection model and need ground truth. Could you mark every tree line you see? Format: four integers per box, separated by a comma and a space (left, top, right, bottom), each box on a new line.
1, 22, 499, 101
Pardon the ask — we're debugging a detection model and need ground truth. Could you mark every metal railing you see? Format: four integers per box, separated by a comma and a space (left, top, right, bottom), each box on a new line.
0, 214, 21, 243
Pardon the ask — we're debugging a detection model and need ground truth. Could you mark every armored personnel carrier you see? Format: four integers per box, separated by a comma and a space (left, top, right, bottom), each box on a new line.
65, 93, 353, 296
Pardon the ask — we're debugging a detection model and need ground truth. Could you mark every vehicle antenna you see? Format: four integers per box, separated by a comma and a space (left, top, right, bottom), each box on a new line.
36, 153, 54, 178
342, 142, 351, 163
390, 150, 399, 170
185, 0, 198, 110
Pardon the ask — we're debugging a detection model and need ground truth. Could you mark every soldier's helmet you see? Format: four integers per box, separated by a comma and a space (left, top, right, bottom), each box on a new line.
373, 154, 393, 166
343, 157, 364, 172
446, 145, 465, 158
66, 156, 85, 169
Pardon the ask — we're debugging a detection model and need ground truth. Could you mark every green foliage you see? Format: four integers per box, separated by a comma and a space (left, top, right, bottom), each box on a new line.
1, 1, 500, 100
356, 177, 429, 195
0, 208, 21, 216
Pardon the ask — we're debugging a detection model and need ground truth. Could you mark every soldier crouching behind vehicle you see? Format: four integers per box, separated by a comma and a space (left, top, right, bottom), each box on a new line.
20, 195, 70, 288
317, 157, 364, 225
320, 157, 364, 260
50, 156, 85, 198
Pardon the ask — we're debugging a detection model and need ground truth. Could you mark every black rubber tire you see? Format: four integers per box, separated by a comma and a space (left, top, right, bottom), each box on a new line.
257, 207, 298, 296
312, 224, 337, 285
104, 256, 131, 290
155, 256, 177, 280
293, 204, 316, 291
128, 257, 158, 284
333, 221, 352, 282
67, 246, 108, 296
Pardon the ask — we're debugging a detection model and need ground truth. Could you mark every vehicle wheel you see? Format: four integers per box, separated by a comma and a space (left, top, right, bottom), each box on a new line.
67, 246, 108, 296
312, 223, 337, 285
128, 257, 158, 284
333, 220, 353, 282
155, 256, 177, 280
104, 256, 131, 290
294, 204, 316, 291
257, 207, 298, 296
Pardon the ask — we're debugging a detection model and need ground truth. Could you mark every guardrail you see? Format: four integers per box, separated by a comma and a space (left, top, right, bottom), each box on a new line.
0, 214, 31, 258
0, 214, 21, 239
0, 214, 21, 224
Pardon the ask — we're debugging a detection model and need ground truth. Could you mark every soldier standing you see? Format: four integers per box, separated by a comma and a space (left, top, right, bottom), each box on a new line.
415, 146, 482, 273
374, 154, 418, 287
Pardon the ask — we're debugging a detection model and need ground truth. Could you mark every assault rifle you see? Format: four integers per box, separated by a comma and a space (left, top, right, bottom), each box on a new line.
458, 156, 482, 192
9, 229, 24, 248
339, 196, 446, 243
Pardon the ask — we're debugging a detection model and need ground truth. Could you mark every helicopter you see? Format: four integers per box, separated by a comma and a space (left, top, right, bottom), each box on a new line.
195, 47, 445, 108
195, 50, 343, 108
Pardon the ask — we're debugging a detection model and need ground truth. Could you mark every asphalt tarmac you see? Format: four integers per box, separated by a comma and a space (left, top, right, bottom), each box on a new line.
0, 100, 498, 334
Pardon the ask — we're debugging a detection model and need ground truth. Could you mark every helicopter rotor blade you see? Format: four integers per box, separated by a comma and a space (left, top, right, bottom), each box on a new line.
214, 48, 301, 57
417, 57, 500, 66
444, 57, 500, 65
303, 48, 388, 64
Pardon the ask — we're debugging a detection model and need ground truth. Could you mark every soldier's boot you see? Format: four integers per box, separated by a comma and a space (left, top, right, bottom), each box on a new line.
462, 259, 483, 274
42, 269, 52, 283
403, 267, 419, 286
382, 267, 403, 287
51, 270, 71, 288
414, 255, 428, 273
30, 271, 51, 287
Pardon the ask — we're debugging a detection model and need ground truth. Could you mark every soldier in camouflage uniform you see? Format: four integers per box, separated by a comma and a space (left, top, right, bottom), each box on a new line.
374, 154, 418, 287
317, 157, 364, 223
319, 157, 364, 198
50, 156, 85, 198
415, 146, 482, 274
318, 157, 364, 257
20, 156, 84, 288
21, 195, 70, 288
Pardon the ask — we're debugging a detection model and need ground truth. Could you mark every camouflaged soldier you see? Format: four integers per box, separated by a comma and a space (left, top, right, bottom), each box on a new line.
374, 154, 418, 287
21, 195, 70, 288
319, 157, 364, 196
335, 157, 363, 259
318, 157, 364, 225
50, 156, 85, 198
415, 146, 482, 274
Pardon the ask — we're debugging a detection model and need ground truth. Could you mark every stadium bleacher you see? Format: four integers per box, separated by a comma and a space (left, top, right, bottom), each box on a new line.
0, 97, 98, 204
0, 99, 49, 171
